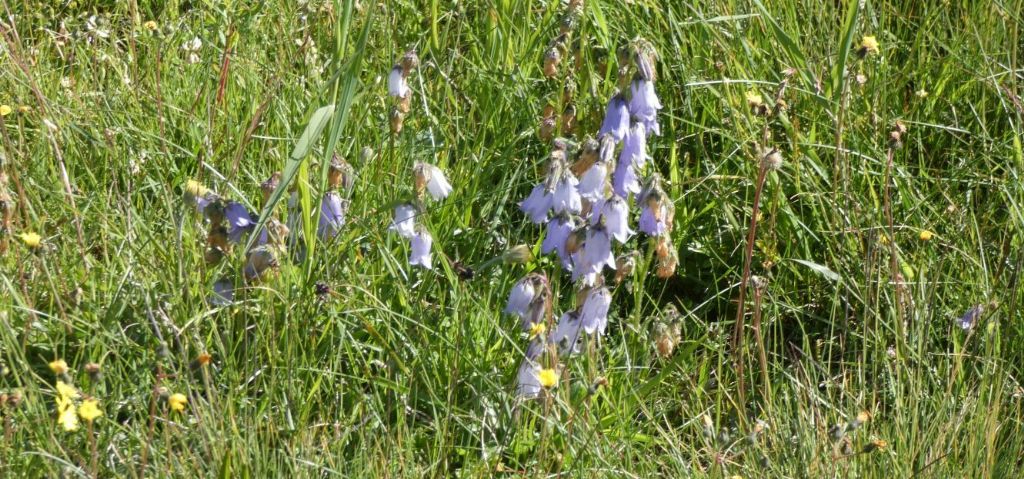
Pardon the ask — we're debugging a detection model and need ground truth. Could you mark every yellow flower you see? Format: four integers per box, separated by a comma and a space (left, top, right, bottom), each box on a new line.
184, 179, 209, 197
919, 230, 934, 241
48, 359, 68, 375
745, 90, 763, 108
528, 322, 547, 339
0, 105, 11, 116
77, 399, 102, 422
143, 20, 158, 31
58, 403, 79, 431
856, 410, 871, 424
168, 393, 188, 412
18, 232, 42, 249
17, 105, 30, 113
56, 381, 80, 403
860, 35, 880, 55
537, 368, 558, 389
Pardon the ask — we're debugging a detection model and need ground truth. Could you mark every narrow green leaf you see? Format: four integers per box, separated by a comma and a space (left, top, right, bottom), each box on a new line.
831, 0, 861, 102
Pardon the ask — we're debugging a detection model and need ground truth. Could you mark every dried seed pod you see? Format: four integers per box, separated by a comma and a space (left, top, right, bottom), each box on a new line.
328, 155, 355, 191
571, 137, 599, 176
561, 103, 577, 134
539, 117, 557, 142
389, 107, 405, 134
400, 49, 419, 76
397, 93, 412, 113
654, 235, 678, 279
244, 245, 279, 283
261, 172, 281, 204
614, 251, 638, 285
543, 47, 562, 78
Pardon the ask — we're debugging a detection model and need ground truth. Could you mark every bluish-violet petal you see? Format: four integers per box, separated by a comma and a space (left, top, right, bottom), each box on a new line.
542, 216, 575, 256
388, 65, 409, 98
620, 122, 648, 169
550, 311, 585, 356
225, 201, 255, 244
504, 277, 536, 317
598, 94, 630, 142
389, 204, 417, 238
579, 287, 612, 335
639, 205, 667, 236
599, 196, 634, 243
583, 227, 616, 274
958, 304, 984, 330
318, 191, 347, 240
409, 231, 433, 269
209, 278, 235, 306
520, 183, 553, 224
516, 358, 542, 398
577, 161, 608, 201
612, 158, 642, 198
629, 79, 662, 121
424, 163, 452, 200
551, 175, 581, 215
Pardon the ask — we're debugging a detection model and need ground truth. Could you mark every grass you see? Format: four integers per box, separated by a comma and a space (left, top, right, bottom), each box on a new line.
1, 0, 1023, 476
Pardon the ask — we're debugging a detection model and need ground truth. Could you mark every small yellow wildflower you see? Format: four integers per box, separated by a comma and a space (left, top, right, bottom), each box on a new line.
0, 105, 11, 116
919, 230, 934, 241
48, 359, 69, 375
862, 438, 888, 453
856, 410, 871, 424
528, 322, 547, 339
168, 393, 188, 412
18, 232, 42, 249
860, 35, 880, 55
143, 20, 158, 31
17, 105, 30, 113
56, 381, 80, 403
537, 368, 558, 389
77, 399, 102, 422
58, 403, 79, 431
745, 90, 763, 108
184, 179, 209, 197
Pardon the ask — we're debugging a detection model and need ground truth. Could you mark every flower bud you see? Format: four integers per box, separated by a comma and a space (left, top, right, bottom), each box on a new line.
503, 244, 534, 264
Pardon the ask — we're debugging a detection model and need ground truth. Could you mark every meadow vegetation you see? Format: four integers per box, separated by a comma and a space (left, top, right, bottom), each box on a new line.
1, 0, 1023, 476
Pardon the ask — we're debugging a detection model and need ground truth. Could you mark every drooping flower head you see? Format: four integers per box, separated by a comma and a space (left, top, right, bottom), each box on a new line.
611, 155, 641, 198
551, 169, 581, 215
582, 225, 616, 276
550, 310, 584, 355
388, 65, 409, 98
591, 195, 633, 243
505, 273, 541, 317
543, 214, 577, 269
598, 92, 630, 142
413, 162, 452, 201
318, 191, 348, 240
629, 78, 662, 135
579, 286, 612, 335
409, 229, 433, 270
520, 183, 553, 224
389, 203, 418, 238
638, 175, 673, 236
620, 121, 647, 169
224, 201, 256, 244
